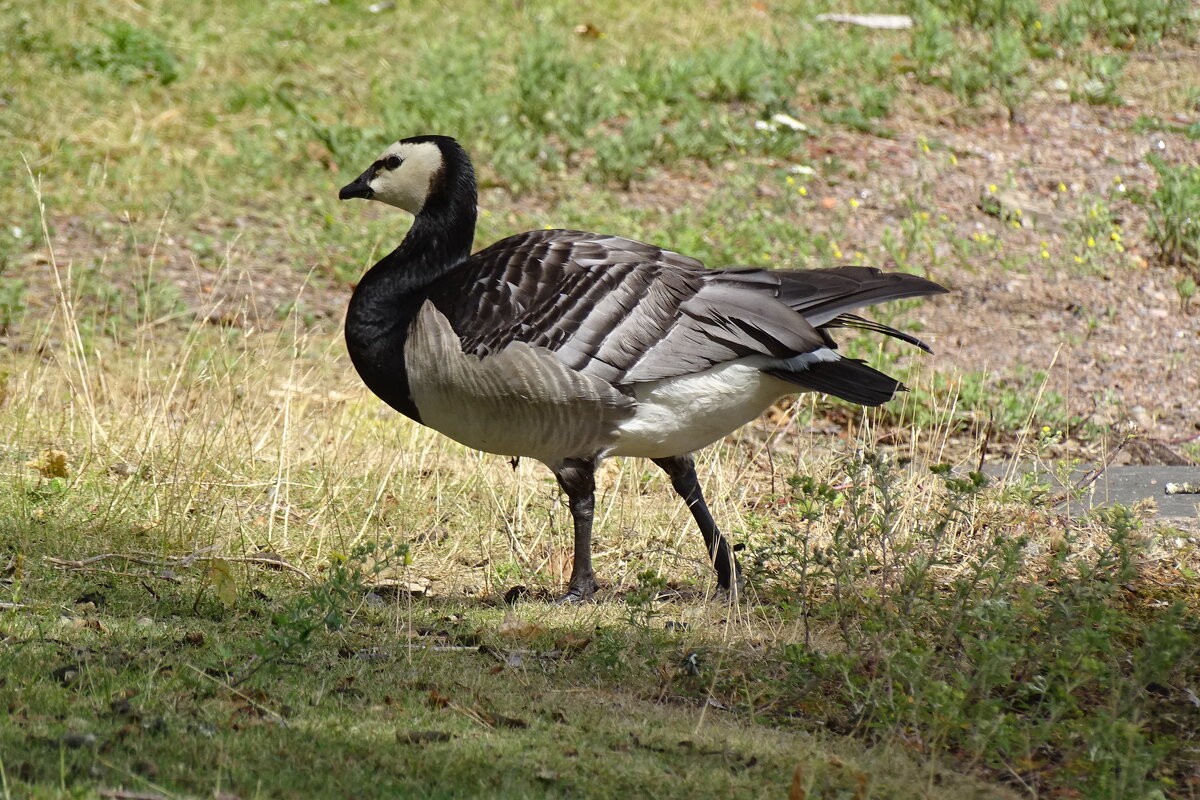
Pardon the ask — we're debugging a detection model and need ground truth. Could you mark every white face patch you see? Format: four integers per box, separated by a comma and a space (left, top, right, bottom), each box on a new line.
367, 140, 444, 214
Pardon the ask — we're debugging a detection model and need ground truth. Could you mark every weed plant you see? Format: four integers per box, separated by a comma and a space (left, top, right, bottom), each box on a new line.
1141, 154, 1200, 271
747, 452, 1200, 797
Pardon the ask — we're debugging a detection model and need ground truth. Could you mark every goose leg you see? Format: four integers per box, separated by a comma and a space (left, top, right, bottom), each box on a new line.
553, 457, 599, 602
652, 455, 742, 594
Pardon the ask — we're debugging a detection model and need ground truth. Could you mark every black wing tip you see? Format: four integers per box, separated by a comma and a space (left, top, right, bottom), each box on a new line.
826, 265, 950, 297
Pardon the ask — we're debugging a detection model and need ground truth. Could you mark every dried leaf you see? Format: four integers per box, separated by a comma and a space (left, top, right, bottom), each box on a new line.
573, 23, 603, 38
497, 612, 545, 641
789, 765, 807, 800
554, 631, 592, 651
369, 577, 431, 597
479, 710, 528, 729
27, 449, 68, 478
205, 559, 237, 607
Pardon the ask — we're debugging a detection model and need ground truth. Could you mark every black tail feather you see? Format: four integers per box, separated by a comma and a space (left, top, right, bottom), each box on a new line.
767, 358, 905, 407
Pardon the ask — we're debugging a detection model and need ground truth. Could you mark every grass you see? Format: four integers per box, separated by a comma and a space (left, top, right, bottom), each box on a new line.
3, 0, 1200, 797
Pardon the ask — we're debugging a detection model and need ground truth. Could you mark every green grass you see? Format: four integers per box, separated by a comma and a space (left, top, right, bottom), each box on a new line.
3, 0, 1200, 797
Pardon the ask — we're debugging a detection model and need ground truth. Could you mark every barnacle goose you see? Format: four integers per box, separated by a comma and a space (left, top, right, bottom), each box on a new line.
338, 135, 946, 601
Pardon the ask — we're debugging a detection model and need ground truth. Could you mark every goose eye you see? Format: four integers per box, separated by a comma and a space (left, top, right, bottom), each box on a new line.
384, 154, 402, 170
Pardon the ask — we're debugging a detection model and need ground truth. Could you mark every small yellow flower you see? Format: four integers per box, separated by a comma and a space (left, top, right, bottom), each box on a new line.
949, 154, 958, 165
1042, 425, 1051, 433
1014, 208, 1022, 216
919, 211, 930, 220
798, 186, 808, 196
786, 176, 796, 186
1087, 236, 1096, 248
938, 214, 949, 222
832, 249, 843, 259
1074, 255, 1084, 263
987, 183, 998, 193
1114, 243, 1125, 253
1113, 175, 1122, 184
1041, 249, 1050, 259
1034, 19, 1042, 29
849, 198, 860, 209
1058, 182, 1067, 192
1110, 231, 1121, 242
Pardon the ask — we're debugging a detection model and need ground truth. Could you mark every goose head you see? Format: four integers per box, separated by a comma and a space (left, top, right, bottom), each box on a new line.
338, 136, 455, 215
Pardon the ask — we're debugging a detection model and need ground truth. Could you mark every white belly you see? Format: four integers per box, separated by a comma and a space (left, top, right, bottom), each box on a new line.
609, 361, 797, 458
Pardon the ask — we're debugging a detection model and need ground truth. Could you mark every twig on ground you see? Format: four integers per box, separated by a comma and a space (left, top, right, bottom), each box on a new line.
44, 550, 313, 581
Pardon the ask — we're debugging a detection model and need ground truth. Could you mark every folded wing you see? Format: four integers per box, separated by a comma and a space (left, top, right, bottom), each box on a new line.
428, 229, 945, 403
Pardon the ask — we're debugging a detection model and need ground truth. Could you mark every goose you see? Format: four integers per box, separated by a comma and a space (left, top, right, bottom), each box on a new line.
338, 135, 946, 601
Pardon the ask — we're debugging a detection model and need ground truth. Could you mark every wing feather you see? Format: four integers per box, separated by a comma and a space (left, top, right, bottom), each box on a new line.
427, 230, 944, 387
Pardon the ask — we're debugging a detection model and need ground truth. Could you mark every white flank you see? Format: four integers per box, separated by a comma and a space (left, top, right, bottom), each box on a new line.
610, 360, 801, 459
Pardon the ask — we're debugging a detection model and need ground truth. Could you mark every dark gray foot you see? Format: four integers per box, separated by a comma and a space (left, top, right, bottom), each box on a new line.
557, 573, 598, 603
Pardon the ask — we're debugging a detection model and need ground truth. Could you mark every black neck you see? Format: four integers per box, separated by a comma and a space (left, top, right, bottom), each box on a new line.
344, 143, 478, 422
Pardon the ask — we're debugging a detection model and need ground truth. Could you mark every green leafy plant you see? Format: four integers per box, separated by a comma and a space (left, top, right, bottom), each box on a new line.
70, 22, 180, 85
987, 27, 1033, 122
749, 455, 1200, 798
624, 568, 669, 630
1072, 53, 1127, 106
1052, 0, 1196, 47
237, 539, 410, 686
1143, 153, 1200, 270
1177, 275, 1198, 312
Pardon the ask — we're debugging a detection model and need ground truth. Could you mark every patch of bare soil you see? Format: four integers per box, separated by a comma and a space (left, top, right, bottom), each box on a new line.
626, 86, 1200, 465
815, 98, 1200, 465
